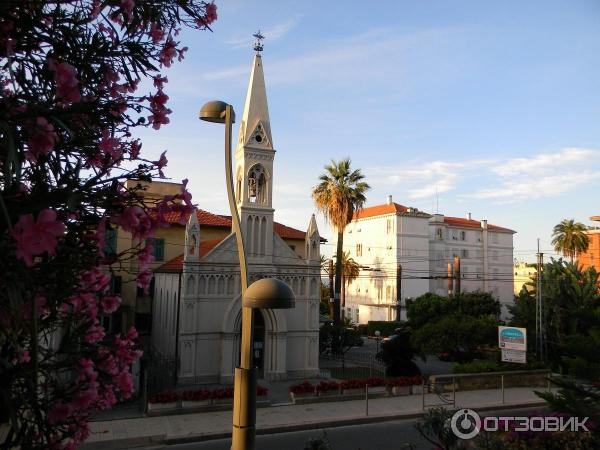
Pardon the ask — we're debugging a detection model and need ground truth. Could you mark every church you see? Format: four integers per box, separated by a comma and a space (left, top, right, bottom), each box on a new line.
152, 50, 322, 384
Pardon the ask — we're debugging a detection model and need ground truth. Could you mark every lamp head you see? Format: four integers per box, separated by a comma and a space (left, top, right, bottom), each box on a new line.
243, 278, 295, 310
199, 100, 235, 123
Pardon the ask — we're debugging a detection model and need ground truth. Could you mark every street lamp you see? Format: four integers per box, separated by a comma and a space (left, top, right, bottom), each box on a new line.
375, 330, 381, 354
199, 101, 295, 450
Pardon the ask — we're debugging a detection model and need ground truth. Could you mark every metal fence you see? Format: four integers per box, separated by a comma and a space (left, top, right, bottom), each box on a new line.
319, 352, 386, 380
143, 348, 178, 397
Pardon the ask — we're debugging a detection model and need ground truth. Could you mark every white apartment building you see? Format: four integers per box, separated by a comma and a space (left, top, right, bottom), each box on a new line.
340, 197, 516, 324
341, 196, 432, 324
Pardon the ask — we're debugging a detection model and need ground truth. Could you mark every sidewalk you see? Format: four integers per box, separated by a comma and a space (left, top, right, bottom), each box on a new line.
81, 386, 551, 450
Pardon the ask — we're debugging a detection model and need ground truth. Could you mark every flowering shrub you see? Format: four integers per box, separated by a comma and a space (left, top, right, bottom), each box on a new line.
181, 389, 211, 402
257, 385, 268, 397
0, 1, 217, 448
340, 377, 385, 390
316, 380, 340, 393
289, 381, 316, 395
211, 387, 235, 400
149, 391, 180, 404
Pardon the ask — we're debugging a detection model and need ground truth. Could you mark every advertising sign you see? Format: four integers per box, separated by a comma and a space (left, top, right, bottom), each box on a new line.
498, 326, 527, 351
501, 348, 526, 363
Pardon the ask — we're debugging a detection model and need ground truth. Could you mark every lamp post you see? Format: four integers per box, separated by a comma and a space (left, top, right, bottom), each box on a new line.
199, 101, 295, 450
374, 330, 381, 354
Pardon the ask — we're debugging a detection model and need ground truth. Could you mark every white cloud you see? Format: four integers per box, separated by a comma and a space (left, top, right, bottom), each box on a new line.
366, 147, 600, 204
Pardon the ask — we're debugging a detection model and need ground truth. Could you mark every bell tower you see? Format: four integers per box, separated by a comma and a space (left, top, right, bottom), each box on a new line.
235, 40, 275, 261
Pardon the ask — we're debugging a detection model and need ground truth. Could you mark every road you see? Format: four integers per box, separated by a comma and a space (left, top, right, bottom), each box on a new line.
143, 407, 544, 450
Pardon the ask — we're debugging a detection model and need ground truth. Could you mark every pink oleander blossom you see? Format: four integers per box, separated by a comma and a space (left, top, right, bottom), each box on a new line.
159, 37, 177, 67
203, 3, 217, 25
79, 267, 110, 293
112, 206, 155, 240
149, 23, 165, 43
137, 242, 155, 272
25, 117, 59, 162
12, 209, 65, 266
76, 358, 96, 381
129, 140, 141, 159
154, 150, 168, 177
99, 129, 123, 161
85, 321, 105, 344
100, 295, 121, 314
136, 270, 153, 294
48, 58, 81, 104
114, 370, 134, 398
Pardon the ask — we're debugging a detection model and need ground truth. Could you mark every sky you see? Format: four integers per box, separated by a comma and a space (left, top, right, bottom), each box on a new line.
135, 0, 600, 262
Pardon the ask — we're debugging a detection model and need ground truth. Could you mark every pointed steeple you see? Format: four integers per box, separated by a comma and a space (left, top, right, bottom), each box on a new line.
237, 55, 273, 149
184, 208, 200, 262
305, 214, 321, 262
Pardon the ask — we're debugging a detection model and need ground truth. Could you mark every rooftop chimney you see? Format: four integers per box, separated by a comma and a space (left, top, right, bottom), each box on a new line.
387, 194, 393, 205
467, 212, 472, 221
481, 219, 488, 229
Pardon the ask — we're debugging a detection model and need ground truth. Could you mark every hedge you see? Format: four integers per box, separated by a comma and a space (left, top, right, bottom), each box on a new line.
367, 321, 400, 337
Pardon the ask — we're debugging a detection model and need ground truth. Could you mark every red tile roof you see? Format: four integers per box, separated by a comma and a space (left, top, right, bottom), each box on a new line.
353, 202, 408, 219
163, 209, 313, 240
443, 216, 514, 233
155, 237, 225, 272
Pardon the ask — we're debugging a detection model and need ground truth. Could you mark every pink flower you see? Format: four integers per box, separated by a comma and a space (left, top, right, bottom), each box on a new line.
48, 58, 81, 104
25, 117, 58, 162
19, 350, 30, 363
137, 270, 153, 294
203, 3, 217, 25
97, 385, 117, 410
152, 75, 167, 90
69, 293, 98, 320
121, 0, 135, 16
126, 326, 138, 340
76, 358, 96, 381
129, 140, 141, 159
112, 206, 155, 240
72, 383, 99, 410
85, 321, 105, 343
99, 129, 122, 160
115, 370, 134, 398
148, 89, 172, 130
91, 0, 102, 18
138, 242, 155, 272
154, 150, 168, 177
48, 402, 72, 425
100, 295, 121, 314
12, 209, 65, 266
149, 23, 165, 43
79, 267, 110, 293
159, 38, 177, 67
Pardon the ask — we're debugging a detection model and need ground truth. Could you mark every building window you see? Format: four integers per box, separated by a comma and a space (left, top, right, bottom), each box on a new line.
386, 285, 392, 300
460, 231, 466, 241
356, 308, 359, 323
387, 219, 392, 234
146, 238, 165, 261
356, 244, 362, 257
492, 232, 498, 244
492, 250, 498, 261
110, 275, 122, 294
104, 228, 117, 256
461, 249, 469, 258
436, 228, 443, 240
289, 244, 296, 252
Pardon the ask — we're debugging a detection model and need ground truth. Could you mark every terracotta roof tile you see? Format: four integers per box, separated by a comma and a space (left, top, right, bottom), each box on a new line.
163, 208, 320, 241
352, 202, 431, 220
443, 216, 514, 233
154, 237, 225, 272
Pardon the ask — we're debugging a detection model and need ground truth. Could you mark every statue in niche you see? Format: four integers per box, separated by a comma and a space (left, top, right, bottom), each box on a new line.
248, 164, 266, 204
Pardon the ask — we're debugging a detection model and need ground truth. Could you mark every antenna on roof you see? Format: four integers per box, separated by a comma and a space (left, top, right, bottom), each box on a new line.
435, 185, 439, 214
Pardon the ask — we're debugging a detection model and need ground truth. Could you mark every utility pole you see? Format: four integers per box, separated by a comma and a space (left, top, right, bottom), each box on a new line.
328, 258, 334, 320
454, 255, 461, 296
447, 262, 453, 296
396, 264, 402, 322
536, 239, 544, 361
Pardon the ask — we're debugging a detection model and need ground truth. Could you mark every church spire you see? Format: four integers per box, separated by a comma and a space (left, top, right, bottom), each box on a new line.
237, 39, 273, 149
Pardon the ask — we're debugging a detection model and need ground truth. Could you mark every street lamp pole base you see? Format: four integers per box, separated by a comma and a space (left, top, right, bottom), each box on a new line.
231, 366, 257, 450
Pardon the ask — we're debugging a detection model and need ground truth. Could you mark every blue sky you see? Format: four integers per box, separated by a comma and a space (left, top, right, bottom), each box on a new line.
135, 0, 600, 262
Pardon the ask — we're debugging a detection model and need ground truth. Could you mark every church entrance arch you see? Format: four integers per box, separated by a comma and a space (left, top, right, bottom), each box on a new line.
235, 310, 266, 379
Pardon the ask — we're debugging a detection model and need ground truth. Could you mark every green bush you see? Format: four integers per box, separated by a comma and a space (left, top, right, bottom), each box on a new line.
453, 360, 500, 373
367, 321, 399, 337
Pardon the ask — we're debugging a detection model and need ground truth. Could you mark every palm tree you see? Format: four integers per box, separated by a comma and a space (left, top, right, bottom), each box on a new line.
335, 251, 360, 321
312, 158, 369, 325
551, 219, 590, 263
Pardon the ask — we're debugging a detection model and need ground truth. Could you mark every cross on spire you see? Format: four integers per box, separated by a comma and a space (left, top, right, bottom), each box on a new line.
253, 30, 265, 54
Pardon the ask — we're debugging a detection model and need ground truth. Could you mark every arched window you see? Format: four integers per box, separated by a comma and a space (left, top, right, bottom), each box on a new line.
248, 164, 266, 204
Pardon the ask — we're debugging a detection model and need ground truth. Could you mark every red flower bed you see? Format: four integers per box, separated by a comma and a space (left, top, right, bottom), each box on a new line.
181, 389, 211, 401
149, 391, 180, 403
211, 387, 235, 400
257, 385, 268, 397
289, 381, 315, 395
316, 380, 340, 393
